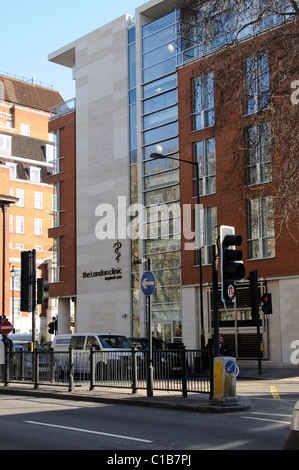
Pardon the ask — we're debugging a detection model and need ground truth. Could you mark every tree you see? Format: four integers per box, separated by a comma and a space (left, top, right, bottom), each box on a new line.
180, 0, 299, 240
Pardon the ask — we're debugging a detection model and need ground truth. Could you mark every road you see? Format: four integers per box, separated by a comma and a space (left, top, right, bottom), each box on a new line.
0, 379, 298, 452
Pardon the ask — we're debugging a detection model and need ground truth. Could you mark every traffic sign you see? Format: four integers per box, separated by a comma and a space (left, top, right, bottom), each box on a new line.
0, 320, 13, 335
141, 271, 156, 296
226, 283, 236, 300
225, 360, 236, 374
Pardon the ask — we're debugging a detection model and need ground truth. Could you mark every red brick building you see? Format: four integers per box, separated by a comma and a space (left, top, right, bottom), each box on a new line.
0, 74, 63, 337
48, 102, 76, 334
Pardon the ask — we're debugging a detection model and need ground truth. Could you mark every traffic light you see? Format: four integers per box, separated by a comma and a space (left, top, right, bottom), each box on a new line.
261, 293, 272, 314
21, 250, 36, 312
221, 234, 245, 302
48, 318, 57, 334
48, 321, 55, 334
37, 278, 49, 304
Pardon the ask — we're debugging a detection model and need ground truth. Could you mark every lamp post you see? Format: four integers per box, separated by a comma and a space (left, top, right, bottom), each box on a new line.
0, 195, 18, 323
134, 257, 154, 397
150, 153, 205, 349
10, 266, 15, 330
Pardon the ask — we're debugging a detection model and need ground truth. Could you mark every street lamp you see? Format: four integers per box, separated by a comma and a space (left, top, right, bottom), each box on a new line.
0, 195, 18, 323
150, 152, 205, 349
10, 266, 16, 330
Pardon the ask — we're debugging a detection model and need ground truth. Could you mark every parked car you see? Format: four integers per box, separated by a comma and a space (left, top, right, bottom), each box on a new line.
10, 341, 61, 380
129, 337, 183, 378
283, 400, 299, 450
51, 333, 140, 380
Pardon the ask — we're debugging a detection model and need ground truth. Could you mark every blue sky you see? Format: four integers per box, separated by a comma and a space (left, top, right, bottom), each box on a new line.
1, 0, 144, 101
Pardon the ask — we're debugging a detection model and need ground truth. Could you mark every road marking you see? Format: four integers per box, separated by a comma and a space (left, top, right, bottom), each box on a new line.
270, 386, 280, 400
241, 416, 290, 425
25, 421, 152, 443
252, 412, 292, 418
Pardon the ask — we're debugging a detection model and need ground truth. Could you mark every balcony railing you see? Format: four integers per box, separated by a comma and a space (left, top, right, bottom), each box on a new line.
50, 98, 76, 119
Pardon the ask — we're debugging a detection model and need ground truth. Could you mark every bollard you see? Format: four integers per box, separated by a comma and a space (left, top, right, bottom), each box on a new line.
90, 348, 95, 390
69, 347, 74, 392
212, 356, 239, 405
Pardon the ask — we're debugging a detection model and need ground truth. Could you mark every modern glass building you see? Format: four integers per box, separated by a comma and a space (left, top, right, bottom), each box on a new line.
48, 0, 299, 365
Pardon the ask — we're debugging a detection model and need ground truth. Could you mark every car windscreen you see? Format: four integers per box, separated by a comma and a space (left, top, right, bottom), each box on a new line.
98, 335, 134, 349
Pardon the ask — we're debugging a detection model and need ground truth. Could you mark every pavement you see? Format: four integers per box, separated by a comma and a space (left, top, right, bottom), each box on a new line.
0, 366, 298, 414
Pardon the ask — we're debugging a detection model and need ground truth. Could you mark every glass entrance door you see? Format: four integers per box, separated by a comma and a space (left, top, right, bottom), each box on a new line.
154, 322, 173, 344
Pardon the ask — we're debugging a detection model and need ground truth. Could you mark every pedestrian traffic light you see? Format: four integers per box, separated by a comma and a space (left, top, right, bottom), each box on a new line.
37, 278, 49, 304
221, 234, 245, 302
261, 293, 272, 314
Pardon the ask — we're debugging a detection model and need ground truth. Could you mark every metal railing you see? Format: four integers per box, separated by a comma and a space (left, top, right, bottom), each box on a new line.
1, 347, 213, 397
49, 98, 76, 119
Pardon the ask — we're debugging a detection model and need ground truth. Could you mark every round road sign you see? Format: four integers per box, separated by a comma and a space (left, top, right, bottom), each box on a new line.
141, 271, 156, 296
0, 320, 13, 335
227, 284, 235, 300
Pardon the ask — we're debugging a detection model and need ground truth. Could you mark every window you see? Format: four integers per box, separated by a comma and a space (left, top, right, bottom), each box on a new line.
6, 162, 17, 178
15, 244, 24, 250
197, 206, 217, 265
11, 268, 21, 291
45, 144, 54, 163
34, 218, 43, 236
16, 216, 24, 234
192, 72, 214, 130
20, 124, 30, 136
30, 167, 40, 183
248, 196, 275, 259
247, 122, 271, 184
0, 134, 12, 154
194, 138, 216, 196
246, 53, 269, 114
9, 215, 13, 233
34, 192, 43, 209
16, 189, 24, 207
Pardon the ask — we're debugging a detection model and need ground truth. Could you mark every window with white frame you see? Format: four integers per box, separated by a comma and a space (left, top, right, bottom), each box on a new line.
30, 166, 40, 183
15, 244, 24, 250
11, 268, 21, 291
6, 162, 17, 178
247, 122, 272, 185
9, 214, 13, 233
246, 53, 270, 114
45, 144, 54, 163
34, 191, 43, 209
20, 124, 30, 136
192, 72, 214, 131
16, 216, 24, 234
194, 137, 216, 196
34, 218, 43, 236
11, 298, 21, 318
248, 195, 275, 259
196, 205, 217, 265
0, 134, 12, 154
16, 189, 24, 207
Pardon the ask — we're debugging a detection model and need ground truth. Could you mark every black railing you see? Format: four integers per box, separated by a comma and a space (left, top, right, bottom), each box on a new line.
0, 347, 214, 397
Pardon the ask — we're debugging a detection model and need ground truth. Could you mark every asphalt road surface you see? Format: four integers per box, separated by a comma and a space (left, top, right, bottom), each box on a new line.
0, 385, 297, 452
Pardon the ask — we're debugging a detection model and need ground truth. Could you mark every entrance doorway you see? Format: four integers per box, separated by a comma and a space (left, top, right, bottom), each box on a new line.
154, 322, 173, 344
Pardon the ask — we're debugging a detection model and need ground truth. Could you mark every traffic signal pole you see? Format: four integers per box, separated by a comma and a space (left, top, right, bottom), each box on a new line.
249, 270, 262, 375
212, 245, 219, 357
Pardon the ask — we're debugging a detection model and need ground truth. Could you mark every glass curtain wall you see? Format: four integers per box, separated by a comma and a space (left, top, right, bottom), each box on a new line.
128, 25, 140, 336
142, 11, 182, 342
